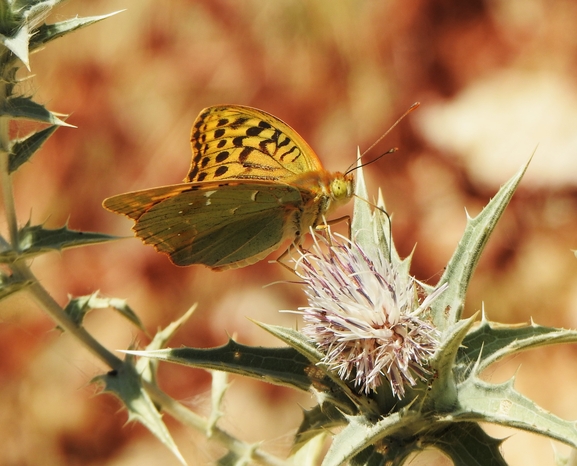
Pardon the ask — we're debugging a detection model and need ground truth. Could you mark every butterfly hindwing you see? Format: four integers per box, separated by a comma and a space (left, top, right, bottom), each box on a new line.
187, 105, 324, 183
105, 182, 304, 269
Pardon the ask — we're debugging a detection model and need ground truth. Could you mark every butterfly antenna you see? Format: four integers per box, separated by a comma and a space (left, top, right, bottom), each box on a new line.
345, 102, 420, 175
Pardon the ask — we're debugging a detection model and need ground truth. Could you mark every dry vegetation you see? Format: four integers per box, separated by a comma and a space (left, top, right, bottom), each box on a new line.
1, 0, 577, 464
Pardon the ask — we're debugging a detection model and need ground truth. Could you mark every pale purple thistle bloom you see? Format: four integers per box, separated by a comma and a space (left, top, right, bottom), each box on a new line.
296, 232, 445, 398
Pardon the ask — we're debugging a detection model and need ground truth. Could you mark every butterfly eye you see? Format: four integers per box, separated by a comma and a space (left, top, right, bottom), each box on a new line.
331, 178, 352, 200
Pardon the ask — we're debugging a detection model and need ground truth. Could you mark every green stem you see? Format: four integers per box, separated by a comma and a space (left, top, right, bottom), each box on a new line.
143, 380, 289, 466
0, 51, 122, 371
0, 89, 18, 249
12, 262, 123, 370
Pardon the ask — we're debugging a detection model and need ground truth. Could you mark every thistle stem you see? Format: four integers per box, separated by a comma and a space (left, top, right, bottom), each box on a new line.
12, 262, 124, 370
0, 84, 19, 249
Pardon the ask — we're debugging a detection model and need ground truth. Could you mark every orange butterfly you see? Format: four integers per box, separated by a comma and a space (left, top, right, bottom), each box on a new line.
103, 105, 354, 270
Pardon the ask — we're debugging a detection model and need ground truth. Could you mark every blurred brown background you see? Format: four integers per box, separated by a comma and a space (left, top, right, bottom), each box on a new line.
1, 0, 577, 464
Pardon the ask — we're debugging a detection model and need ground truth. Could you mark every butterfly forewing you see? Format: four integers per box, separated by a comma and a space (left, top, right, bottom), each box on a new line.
188, 105, 324, 184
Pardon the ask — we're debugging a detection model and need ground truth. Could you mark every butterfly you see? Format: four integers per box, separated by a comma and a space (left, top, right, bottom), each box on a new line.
103, 105, 354, 270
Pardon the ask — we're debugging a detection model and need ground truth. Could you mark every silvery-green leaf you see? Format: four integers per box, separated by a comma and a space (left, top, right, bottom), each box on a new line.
216, 451, 251, 466
29, 11, 123, 50
431, 158, 531, 330
0, 223, 118, 263
0, 272, 33, 301
258, 323, 373, 414
322, 411, 418, 466
456, 376, 577, 448
0, 23, 29, 68
64, 292, 143, 329
0, 97, 73, 126
289, 432, 327, 466
9, 125, 58, 173
126, 339, 320, 392
429, 424, 506, 466
137, 305, 196, 384
459, 315, 577, 377
427, 314, 477, 412
294, 404, 345, 451
93, 357, 185, 465
207, 371, 228, 437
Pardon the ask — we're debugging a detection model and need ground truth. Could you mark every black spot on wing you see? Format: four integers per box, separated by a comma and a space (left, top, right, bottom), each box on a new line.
215, 166, 229, 177
216, 151, 230, 163
188, 165, 199, 180
239, 147, 254, 164
230, 117, 249, 129
214, 128, 225, 138
233, 136, 246, 147
246, 126, 265, 137
197, 172, 207, 182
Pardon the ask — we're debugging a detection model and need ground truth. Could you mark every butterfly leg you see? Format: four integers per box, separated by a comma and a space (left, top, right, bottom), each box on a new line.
315, 215, 351, 242
273, 215, 351, 273
270, 242, 304, 274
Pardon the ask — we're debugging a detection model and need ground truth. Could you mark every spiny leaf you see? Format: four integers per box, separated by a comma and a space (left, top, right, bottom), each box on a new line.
0, 97, 73, 126
127, 339, 322, 392
322, 411, 420, 466
0, 223, 119, 263
294, 403, 346, 451
455, 376, 577, 448
0, 272, 33, 301
13, 0, 66, 11
352, 151, 374, 253
207, 371, 228, 437
431, 158, 531, 330
351, 156, 404, 272
0, 23, 29, 68
13, 0, 61, 24
430, 423, 506, 466
216, 450, 253, 466
289, 433, 328, 466
459, 316, 577, 376
427, 314, 477, 412
64, 292, 144, 329
1, 0, 59, 69
258, 323, 370, 414
136, 305, 196, 384
349, 447, 388, 466
29, 11, 123, 51
93, 357, 185, 465
9, 125, 58, 173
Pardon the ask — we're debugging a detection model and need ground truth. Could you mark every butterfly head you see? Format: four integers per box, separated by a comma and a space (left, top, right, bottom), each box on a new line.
330, 172, 355, 208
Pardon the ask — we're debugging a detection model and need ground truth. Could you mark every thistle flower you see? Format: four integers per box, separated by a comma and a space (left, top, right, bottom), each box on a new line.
295, 231, 446, 398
